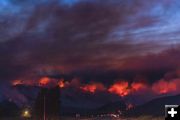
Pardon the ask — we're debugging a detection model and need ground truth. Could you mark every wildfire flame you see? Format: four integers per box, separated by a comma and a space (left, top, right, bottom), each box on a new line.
126, 103, 134, 110
152, 79, 177, 94
108, 81, 130, 97
108, 81, 148, 97
39, 77, 51, 86
12, 80, 23, 86
131, 82, 147, 91
80, 83, 105, 93
11, 77, 180, 96
58, 80, 65, 88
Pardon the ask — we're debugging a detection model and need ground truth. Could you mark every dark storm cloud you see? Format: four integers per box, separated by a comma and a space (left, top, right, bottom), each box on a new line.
0, 0, 141, 80
0, 0, 180, 85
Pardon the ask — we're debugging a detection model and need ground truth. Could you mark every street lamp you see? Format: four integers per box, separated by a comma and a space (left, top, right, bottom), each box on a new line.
22, 109, 31, 119
44, 95, 46, 120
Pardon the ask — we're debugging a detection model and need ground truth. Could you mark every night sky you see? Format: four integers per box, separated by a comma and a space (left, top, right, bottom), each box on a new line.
0, 0, 180, 108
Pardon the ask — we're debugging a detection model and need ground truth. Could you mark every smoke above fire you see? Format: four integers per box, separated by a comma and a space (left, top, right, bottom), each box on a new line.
108, 78, 180, 97
108, 81, 149, 97
108, 81, 130, 97
80, 82, 106, 93
152, 79, 180, 94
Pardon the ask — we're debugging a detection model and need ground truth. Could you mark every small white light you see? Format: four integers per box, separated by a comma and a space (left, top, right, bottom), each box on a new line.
22, 109, 31, 118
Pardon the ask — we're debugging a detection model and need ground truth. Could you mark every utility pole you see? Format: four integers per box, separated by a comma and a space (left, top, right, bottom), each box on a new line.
44, 95, 46, 120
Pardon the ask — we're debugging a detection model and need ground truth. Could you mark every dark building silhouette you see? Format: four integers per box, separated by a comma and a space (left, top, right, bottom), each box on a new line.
34, 86, 60, 120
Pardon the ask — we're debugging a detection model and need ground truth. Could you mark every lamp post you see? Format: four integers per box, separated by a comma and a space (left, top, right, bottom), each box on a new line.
44, 95, 46, 120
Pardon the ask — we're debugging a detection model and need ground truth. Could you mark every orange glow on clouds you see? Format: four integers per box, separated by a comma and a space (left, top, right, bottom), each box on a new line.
12, 80, 23, 86
39, 77, 51, 86
12, 76, 180, 96
108, 81, 130, 97
81, 83, 105, 93
152, 79, 177, 94
12, 80, 36, 86
58, 80, 65, 88
108, 81, 148, 97
131, 82, 147, 91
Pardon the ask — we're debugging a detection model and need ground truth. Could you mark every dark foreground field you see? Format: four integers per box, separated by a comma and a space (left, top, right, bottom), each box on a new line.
62, 116, 163, 120
0, 116, 163, 120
